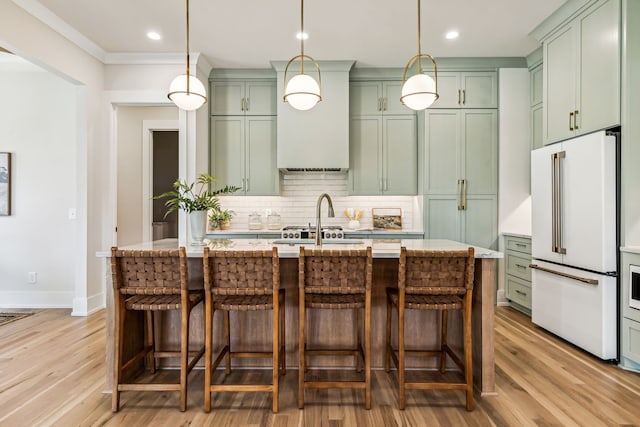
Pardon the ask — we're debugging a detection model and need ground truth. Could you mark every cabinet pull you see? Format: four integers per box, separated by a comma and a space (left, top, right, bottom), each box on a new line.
515, 243, 526, 247
458, 89, 461, 105
574, 110, 579, 130
383, 98, 388, 111
462, 89, 466, 105
241, 178, 246, 191
245, 178, 250, 192
378, 98, 382, 111
461, 179, 467, 210
529, 264, 598, 285
569, 111, 574, 131
515, 290, 527, 296
246, 98, 250, 111
457, 179, 463, 210
383, 178, 388, 191
379, 179, 383, 191
515, 264, 528, 269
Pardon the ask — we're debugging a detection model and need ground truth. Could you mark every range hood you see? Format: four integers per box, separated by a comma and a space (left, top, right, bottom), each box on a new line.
271, 60, 354, 170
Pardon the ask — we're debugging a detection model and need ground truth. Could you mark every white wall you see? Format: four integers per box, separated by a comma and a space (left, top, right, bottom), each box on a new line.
0, 57, 77, 307
497, 68, 532, 300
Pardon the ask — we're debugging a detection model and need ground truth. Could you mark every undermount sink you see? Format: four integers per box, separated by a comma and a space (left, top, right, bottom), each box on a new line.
272, 238, 364, 245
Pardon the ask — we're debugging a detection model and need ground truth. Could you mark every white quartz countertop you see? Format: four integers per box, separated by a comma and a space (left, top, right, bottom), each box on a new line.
501, 232, 532, 239
97, 238, 502, 259
207, 229, 424, 235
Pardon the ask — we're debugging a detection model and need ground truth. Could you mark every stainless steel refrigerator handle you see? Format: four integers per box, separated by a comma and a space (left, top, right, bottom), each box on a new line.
457, 179, 463, 210
529, 264, 599, 285
551, 153, 558, 252
557, 151, 566, 254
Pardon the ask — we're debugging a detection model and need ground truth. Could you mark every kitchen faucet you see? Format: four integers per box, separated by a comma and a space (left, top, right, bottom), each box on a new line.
315, 193, 335, 246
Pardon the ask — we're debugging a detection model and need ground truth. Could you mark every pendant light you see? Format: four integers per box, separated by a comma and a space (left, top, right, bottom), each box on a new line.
283, 0, 322, 111
168, 0, 207, 111
400, 0, 439, 110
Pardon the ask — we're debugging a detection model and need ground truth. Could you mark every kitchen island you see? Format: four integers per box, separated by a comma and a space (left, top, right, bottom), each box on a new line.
98, 239, 501, 396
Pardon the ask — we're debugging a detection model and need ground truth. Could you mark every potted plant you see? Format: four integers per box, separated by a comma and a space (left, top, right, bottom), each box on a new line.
208, 208, 235, 231
154, 174, 239, 244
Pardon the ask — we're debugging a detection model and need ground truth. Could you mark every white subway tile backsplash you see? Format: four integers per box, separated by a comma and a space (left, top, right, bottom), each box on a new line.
217, 172, 421, 231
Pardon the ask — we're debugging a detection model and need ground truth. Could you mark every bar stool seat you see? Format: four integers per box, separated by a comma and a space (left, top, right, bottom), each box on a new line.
298, 246, 373, 409
110, 247, 204, 412
385, 247, 475, 411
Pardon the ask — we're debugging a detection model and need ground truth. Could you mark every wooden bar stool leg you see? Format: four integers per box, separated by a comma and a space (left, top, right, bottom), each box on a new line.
298, 291, 305, 409
365, 291, 372, 410
224, 311, 231, 375
398, 292, 406, 410
179, 304, 189, 412
464, 295, 474, 411
440, 309, 448, 373
204, 300, 213, 413
146, 311, 156, 373
112, 295, 126, 412
280, 290, 286, 375
356, 307, 362, 373
272, 297, 279, 413
385, 294, 392, 372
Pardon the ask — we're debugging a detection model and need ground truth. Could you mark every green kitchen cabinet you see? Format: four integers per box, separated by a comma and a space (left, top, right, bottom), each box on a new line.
210, 116, 279, 196
350, 81, 414, 115
349, 115, 417, 195
210, 80, 276, 116
422, 108, 497, 249
542, 0, 619, 144
427, 71, 497, 109
424, 195, 498, 250
530, 62, 544, 151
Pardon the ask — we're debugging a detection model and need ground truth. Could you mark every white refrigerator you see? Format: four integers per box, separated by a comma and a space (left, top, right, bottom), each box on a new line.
530, 130, 618, 360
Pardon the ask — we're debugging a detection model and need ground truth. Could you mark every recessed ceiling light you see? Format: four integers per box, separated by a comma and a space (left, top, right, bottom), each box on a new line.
445, 30, 459, 40
147, 31, 162, 41
296, 32, 309, 40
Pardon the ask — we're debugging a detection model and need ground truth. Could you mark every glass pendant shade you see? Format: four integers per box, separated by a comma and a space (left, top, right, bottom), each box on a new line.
401, 73, 437, 110
284, 73, 321, 111
168, 74, 207, 111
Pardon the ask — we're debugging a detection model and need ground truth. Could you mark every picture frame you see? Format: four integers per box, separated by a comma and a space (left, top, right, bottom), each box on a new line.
372, 207, 402, 230
0, 152, 11, 216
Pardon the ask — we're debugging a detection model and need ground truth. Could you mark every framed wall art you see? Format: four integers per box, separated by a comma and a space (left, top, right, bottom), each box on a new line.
0, 152, 11, 216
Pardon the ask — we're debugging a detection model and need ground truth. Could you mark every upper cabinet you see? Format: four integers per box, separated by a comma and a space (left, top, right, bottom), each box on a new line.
427, 71, 497, 109
210, 80, 276, 116
350, 81, 414, 115
530, 60, 544, 151
542, 0, 620, 144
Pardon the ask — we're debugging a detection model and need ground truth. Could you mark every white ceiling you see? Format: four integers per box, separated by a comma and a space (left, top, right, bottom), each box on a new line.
24, 0, 566, 68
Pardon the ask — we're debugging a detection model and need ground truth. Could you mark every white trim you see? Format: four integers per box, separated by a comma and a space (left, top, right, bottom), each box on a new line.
0, 291, 75, 309
11, 0, 107, 62
72, 293, 105, 316
142, 120, 179, 242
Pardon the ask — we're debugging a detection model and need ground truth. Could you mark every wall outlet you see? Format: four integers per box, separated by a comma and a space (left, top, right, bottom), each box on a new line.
27, 272, 37, 284
68, 208, 77, 220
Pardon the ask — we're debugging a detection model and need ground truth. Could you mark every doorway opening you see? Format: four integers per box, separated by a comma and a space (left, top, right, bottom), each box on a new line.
152, 130, 179, 240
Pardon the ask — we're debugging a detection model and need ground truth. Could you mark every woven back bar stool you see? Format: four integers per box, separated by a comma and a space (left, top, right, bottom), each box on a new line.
385, 247, 475, 411
298, 246, 373, 409
203, 247, 285, 413
110, 247, 205, 412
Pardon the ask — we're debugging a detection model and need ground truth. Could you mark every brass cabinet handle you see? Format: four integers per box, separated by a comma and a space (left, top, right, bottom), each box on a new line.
458, 89, 461, 105
515, 243, 527, 248
515, 264, 528, 269
378, 98, 382, 111
246, 98, 250, 111
245, 178, 250, 192
457, 179, 463, 210
574, 110, 579, 130
462, 179, 467, 210
462, 89, 466, 105
384, 98, 388, 111
515, 290, 527, 296
569, 111, 574, 131
529, 264, 598, 285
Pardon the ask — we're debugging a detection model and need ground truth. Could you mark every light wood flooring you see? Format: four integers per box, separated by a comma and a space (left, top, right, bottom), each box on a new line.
1, 307, 640, 426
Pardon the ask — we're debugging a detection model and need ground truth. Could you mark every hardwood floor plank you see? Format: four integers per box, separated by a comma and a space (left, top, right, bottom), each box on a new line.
1, 307, 640, 426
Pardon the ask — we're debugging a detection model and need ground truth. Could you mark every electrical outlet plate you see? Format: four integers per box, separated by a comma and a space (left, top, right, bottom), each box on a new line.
28, 272, 37, 284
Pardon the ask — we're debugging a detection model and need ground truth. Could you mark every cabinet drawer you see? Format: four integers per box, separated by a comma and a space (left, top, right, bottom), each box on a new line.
622, 317, 640, 364
506, 275, 532, 309
505, 236, 531, 254
506, 253, 532, 281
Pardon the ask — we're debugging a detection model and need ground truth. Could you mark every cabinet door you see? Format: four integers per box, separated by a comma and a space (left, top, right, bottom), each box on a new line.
460, 72, 497, 108
349, 116, 382, 195
350, 81, 383, 115
211, 81, 245, 115
383, 81, 414, 115
424, 196, 461, 241
383, 115, 417, 195
462, 110, 497, 195
530, 65, 543, 107
578, 0, 620, 134
245, 117, 278, 195
245, 81, 277, 115
462, 196, 498, 249
211, 116, 244, 191
544, 24, 577, 144
531, 104, 544, 150
429, 72, 461, 108
423, 110, 460, 194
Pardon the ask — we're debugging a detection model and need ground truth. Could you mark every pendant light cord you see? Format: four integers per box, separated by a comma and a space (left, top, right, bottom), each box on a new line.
300, 0, 305, 74
417, 0, 422, 72
186, 0, 191, 93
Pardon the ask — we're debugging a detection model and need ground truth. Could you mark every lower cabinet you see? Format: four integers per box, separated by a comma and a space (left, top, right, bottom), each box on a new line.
504, 235, 532, 315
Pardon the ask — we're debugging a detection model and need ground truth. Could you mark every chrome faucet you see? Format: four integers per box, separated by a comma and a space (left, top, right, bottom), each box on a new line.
315, 193, 335, 246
